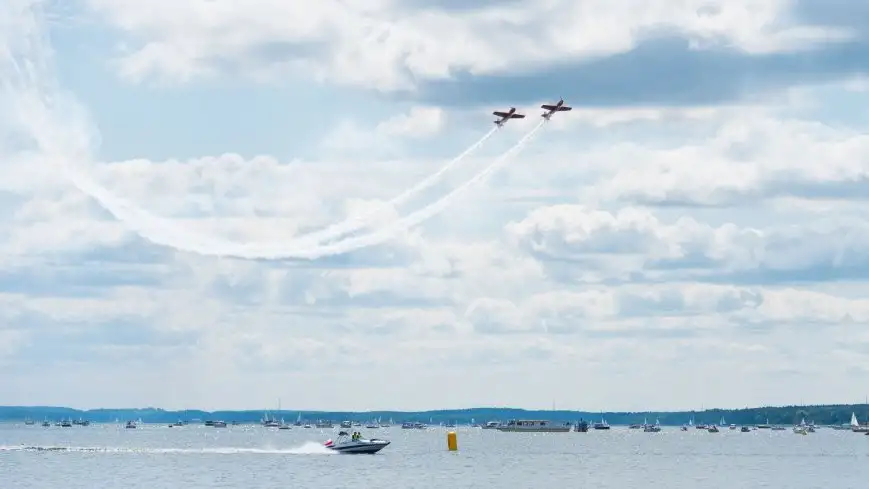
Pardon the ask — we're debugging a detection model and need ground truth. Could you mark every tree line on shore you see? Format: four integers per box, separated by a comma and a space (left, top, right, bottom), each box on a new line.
3, 404, 867, 425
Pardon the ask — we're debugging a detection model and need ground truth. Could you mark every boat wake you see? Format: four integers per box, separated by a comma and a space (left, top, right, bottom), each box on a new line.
1, 441, 336, 455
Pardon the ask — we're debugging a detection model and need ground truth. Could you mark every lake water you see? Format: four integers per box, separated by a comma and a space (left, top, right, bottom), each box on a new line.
2, 423, 867, 488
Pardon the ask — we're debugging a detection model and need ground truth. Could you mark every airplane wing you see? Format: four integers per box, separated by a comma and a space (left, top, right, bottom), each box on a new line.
557, 106, 572, 111
541, 104, 557, 110
509, 114, 525, 119
493, 111, 510, 117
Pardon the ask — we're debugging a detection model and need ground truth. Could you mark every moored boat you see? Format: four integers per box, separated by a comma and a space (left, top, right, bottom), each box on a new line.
496, 420, 572, 433
592, 419, 610, 430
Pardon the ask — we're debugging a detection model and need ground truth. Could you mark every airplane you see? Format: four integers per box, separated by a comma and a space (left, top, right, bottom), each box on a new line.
492, 107, 525, 127
541, 98, 572, 120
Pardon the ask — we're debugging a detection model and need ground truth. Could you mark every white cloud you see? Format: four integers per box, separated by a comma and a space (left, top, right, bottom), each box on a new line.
3, 0, 869, 412
323, 105, 445, 154
5, 101, 869, 409
83, 0, 852, 89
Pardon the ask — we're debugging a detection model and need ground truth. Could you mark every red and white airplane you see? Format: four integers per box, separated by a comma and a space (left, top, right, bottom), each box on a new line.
541, 98, 572, 120
493, 107, 526, 127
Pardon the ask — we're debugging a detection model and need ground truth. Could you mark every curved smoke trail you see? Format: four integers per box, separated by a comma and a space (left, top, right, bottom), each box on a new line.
199, 120, 546, 259
295, 126, 498, 246
1, 1, 542, 260
64, 121, 544, 260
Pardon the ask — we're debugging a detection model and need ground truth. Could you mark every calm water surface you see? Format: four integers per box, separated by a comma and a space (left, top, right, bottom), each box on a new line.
2, 423, 867, 488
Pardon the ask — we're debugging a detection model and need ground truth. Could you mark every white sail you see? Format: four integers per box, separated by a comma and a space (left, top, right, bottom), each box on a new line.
851, 412, 859, 427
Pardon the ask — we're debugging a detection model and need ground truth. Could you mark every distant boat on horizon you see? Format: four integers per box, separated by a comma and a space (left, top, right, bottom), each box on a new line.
496, 419, 572, 433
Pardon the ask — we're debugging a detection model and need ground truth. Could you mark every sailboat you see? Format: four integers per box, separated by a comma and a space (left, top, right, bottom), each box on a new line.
793, 418, 809, 435
262, 399, 282, 428
261, 412, 279, 427
851, 412, 869, 432
644, 418, 662, 432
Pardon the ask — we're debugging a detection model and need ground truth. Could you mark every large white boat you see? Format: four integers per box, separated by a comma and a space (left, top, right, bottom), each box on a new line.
592, 419, 610, 430
495, 419, 572, 432
482, 421, 501, 429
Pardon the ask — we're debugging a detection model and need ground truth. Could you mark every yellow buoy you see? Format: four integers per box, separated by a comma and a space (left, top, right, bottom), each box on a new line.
447, 431, 458, 451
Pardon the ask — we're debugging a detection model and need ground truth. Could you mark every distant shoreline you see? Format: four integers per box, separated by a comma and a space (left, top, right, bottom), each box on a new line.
3, 404, 868, 426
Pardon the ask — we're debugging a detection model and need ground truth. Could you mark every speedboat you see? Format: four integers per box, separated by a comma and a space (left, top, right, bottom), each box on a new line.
324, 431, 390, 454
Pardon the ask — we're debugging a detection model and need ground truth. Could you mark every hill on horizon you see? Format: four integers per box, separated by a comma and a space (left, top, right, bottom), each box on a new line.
3, 404, 868, 426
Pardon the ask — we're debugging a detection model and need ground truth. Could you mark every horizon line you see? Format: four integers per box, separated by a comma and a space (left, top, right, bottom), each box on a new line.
3, 402, 869, 413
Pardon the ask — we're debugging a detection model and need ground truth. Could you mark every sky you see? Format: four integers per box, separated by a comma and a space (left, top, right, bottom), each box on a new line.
2, 0, 869, 412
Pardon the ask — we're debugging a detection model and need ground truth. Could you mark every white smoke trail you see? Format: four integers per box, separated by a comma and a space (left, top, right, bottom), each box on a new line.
0, 1, 228, 254
62, 121, 543, 260
294, 126, 499, 245
184, 120, 547, 259
1, 1, 542, 260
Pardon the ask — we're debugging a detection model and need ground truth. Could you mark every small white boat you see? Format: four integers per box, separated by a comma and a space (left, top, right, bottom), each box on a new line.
261, 412, 280, 428
794, 418, 810, 435
324, 431, 390, 454
644, 418, 662, 432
